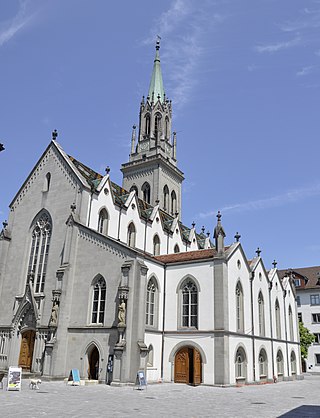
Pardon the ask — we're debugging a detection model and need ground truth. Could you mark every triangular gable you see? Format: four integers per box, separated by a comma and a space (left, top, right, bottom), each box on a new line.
12, 282, 39, 329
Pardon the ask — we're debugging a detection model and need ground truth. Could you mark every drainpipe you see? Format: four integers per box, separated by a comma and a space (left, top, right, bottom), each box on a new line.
250, 272, 256, 382
161, 264, 167, 381
268, 281, 275, 379
144, 219, 148, 253
117, 204, 123, 241
283, 290, 290, 377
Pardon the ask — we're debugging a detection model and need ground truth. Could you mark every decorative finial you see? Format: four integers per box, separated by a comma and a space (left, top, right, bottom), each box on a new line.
155, 197, 160, 205
132, 125, 136, 130
52, 129, 58, 141
70, 203, 76, 213
272, 260, 277, 268
234, 232, 241, 242
2, 220, 8, 229
175, 211, 179, 218
156, 35, 161, 50
201, 226, 205, 234
105, 166, 110, 174
256, 247, 261, 257
0, 143, 5, 152
206, 231, 210, 237
217, 211, 222, 222
192, 221, 196, 228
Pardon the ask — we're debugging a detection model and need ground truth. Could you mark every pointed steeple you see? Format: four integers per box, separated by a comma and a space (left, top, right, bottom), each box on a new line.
214, 211, 226, 254
148, 37, 165, 103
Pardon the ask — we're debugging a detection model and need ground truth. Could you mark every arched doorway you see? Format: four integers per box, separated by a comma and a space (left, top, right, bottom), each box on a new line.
88, 346, 100, 380
18, 330, 36, 370
174, 347, 202, 385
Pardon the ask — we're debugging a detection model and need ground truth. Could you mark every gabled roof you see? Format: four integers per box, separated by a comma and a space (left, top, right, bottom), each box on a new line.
278, 266, 320, 290
154, 246, 231, 264
68, 155, 103, 188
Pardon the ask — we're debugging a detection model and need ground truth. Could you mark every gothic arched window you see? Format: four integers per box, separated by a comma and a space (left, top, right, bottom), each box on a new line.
43, 172, 51, 192
163, 185, 169, 211
145, 114, 151, 137
146, 277, 158, 327
98, 208, 109, 235
153, 235, 160, 256
165, 116, 170, 139
147, 344, 154, 367
142, 182, 151, 204
276, 349, 284, 376
171, 190, 177, 215
127, 222, 136, 248
236, 281, 244, 332
174, 244, 180, 253
275, 299, 281, 339
235, 347, 247, 381
289, 305, 294, 341
91, 276, 106, 324
258, 292, 265, 336
154, 113, 161, 139
181, 280, 198, 328
28, 211, 52, 293
259, 349, 268, 378
290, 351, 297, 374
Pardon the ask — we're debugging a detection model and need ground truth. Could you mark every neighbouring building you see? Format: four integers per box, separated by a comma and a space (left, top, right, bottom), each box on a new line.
0, 41, 301, 386
279, 267, 320, 374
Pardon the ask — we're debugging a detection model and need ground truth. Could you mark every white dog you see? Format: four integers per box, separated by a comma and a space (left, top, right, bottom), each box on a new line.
29, 379, 41, 390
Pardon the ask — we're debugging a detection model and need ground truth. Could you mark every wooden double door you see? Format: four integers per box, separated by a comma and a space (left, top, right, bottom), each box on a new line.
18, 330, 36, 370
174, 347, 202, 385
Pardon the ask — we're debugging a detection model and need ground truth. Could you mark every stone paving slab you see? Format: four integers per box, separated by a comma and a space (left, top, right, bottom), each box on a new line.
1, 374, 320, 417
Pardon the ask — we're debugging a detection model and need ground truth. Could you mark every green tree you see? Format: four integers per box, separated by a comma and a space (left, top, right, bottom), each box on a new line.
299, 321, 315, 360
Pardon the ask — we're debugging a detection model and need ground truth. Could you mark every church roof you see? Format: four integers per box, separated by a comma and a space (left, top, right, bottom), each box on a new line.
154, 247, 231, 264
148, 39, 165, 103
278, 266, 320, 289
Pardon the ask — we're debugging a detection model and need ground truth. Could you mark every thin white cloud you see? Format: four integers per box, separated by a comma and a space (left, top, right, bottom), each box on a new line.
296, 65, 314, 76
199, 183, 320, 218
280, 7, 320, 32
0, 0, 35, 47
255, 37, 300, 53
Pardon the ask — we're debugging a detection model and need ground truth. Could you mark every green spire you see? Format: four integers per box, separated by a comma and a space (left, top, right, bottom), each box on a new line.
148, 38, 165, 102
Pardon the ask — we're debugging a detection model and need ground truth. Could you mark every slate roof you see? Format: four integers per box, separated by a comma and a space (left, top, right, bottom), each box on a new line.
154, 246, 231, 264
278, 266, 320, 290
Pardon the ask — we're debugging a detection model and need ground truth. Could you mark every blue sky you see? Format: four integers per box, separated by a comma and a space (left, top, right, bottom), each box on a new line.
1, 0, 320, 270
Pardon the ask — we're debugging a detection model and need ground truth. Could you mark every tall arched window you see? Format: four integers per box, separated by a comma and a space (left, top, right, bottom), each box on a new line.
146, 277, 158, 327
290, 351, 297, 374
258, 292, 265, 336
181, 280, 198, 328
289, 305, 294, 341
171, 190, 177, 215
276, 350, 284, 376
236, 282, 244, 332
163, 185, 169, 211
154, 113, 161, 139
275, 299, 281, 339
174, 244, 180, 253
127, 222, 136, 248
259, 349, 268, 378
235, 347, 247, 381
153, 235, 160, 256
91, 276, 106, 324
98, 209, 109, 235
145, 114, 151, 136
28, 211, 52, 293
165, 117, 170, 139
142, 182, 151, 204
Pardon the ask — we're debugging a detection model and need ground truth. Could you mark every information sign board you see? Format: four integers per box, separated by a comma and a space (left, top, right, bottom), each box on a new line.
7, 366, 22, 391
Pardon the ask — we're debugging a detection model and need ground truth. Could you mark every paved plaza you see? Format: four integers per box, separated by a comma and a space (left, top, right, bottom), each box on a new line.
1, 374, 320, 417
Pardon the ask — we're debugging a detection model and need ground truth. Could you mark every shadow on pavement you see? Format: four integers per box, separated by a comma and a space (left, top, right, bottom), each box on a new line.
278, 405, 320, 417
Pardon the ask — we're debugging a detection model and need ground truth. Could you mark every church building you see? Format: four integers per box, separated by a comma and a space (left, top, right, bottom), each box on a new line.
0, 41, 301, 386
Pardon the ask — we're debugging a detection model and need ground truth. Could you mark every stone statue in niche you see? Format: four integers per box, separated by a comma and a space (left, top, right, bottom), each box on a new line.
49, 300, 59, 326
118, 300, 126, 326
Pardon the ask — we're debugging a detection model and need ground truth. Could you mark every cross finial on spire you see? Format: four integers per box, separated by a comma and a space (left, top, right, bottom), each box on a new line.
272, 259, 277, 268
52, 129, 58, 140
217, 211, 222, 222
156, 35, 161, 50
192, 221, 196, 229
234, 232, 241, 242
256, 247, 261, 257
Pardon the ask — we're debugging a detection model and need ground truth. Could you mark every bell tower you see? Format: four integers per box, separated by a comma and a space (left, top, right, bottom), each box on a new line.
121, 39, 184, 217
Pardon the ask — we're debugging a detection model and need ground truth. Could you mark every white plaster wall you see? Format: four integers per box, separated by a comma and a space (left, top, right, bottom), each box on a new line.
252, 262, 271, 338
145, 332, 162, 382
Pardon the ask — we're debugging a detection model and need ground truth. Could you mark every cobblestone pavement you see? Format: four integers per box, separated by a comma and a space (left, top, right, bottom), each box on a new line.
1, 374, 320, 417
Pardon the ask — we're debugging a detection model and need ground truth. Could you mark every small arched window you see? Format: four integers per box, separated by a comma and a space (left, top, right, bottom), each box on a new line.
275, 299, 281, 339
236, 282, 244, 332
174, 244, 180, 253
289, 305, 294, 341
276, 350, 284, 376
291, 351, 297, 374
145, 114, 151, 137
171, 190, 177, 215
153, 235, 160, 256
181, 280, 198, 328
91, 276, 106, 324
147, 344, 154, 367
258, 292, 265, 336
146, 277, 158, 327
154, 113, 161, 139
163, 185, 169, 211
259, 349, 268, 378
127, 222, 136, 248
28, 211, 52, 293
142, 182, 151, 204
98, 209, 109, 235
43, 172, 51, 192
235, 347, 247, 381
